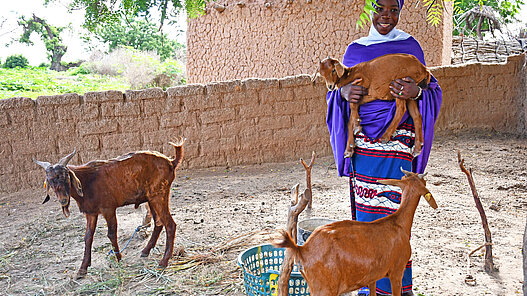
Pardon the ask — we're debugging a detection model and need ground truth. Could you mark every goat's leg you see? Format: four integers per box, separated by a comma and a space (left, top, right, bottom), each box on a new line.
102, 210, 122, 261
368, 282, 376, 296
345, 102, 361, 158
78, 214, 98, 278
388, 273, 404, 296
380, 98, 407, 143
152, 199, 177, 268
141, 204, 163, 257
406, 100, 423, 157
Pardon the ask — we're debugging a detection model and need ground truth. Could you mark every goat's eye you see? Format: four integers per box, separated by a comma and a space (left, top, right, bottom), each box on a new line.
332, 69, 336, 73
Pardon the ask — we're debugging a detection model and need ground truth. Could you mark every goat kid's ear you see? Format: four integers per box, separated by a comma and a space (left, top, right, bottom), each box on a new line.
42, 194, 50, 204
69, 170, 83, 197
334, 61, 345, 78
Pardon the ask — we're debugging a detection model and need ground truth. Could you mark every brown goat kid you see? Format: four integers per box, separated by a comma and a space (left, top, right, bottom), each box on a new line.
314, 54, 431, 158
274, 169, 438, 296
34, 137, 186, 278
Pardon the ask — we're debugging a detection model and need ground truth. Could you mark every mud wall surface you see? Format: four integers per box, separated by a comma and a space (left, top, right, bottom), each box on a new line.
186, 0, 453, 84
1, 54, 525, 193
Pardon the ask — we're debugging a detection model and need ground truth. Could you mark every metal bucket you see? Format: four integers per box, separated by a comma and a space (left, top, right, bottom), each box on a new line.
296, 218, 337, 246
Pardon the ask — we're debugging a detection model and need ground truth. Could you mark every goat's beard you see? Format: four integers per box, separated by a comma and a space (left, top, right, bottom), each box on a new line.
62, 204, 70, 218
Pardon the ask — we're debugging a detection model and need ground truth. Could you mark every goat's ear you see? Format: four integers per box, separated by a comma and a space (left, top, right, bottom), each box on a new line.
311, 71, 319, 84
423, 192, 438, 209
377, 178, 402, 188
69, 170, 83, 197
334, 61, 345, 78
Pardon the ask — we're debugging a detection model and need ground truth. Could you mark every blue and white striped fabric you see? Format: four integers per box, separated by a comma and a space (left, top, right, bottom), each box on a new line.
349, 117, 415, 295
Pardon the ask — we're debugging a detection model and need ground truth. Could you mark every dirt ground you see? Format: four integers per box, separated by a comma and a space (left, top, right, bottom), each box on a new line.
0, 131, 525, 296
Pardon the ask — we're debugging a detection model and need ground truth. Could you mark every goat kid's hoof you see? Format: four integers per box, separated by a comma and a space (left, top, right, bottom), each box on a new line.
344, 150, 354, 158
380, 136, 391, 144
353, 126, 362, 135
140, 252, 150, 258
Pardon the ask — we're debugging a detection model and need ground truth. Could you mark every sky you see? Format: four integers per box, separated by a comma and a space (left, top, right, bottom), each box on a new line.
0, 1, 526, 66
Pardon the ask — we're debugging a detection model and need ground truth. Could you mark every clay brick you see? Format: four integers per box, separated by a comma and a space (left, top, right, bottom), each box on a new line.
200, 108, 237, 124
36, 93, 81, 106
125, 88, 165, 102
182, 94, 219, 111
276, 100, 308, 116
84, 90, 124, 104
167, 84, 205, 97
0, 97, 35, 110
119, 117, 160, 133
144, 98, 167, 116
279, 75, 312, 88
161, 112, 198, 128
78, 119, 119, 136
239, 103, 274, 118
102, 101, 141, 118
102, 133, 142, 150
258, 115, 292, 131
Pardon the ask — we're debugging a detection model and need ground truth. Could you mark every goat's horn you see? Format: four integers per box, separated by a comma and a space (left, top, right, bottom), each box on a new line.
400, 167, 412, 176
34, 159, 51, 170
58, 149, 77, 166
418, 172, 428, 179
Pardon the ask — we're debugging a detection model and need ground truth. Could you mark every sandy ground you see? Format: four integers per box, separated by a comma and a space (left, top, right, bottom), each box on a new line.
0, 131, 525, 296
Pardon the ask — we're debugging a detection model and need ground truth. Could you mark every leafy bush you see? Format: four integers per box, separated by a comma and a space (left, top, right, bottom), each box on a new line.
84, 47, 186, 89
38, 62, 50, 68
4, 54, 29, 69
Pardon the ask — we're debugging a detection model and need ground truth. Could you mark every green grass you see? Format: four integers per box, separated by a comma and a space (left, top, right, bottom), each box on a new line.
0, 67, 131, 100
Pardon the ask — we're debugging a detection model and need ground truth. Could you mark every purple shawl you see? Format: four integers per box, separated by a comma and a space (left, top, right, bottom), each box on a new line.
326, 37, 442, 176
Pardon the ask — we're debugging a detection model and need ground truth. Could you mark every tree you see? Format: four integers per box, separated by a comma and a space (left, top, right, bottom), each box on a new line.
453, 0, 525, 38
86, 19, 184, 60
17, 15, 68, 71
46, 0, 207, 32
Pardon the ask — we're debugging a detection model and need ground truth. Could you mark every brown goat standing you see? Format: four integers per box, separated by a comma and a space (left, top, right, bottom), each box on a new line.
274, 169, 438, 296
314, 54, 431, 158
34, 137, 185, 278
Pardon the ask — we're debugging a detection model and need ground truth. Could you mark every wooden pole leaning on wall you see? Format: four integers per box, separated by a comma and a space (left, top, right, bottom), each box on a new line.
278, 152, 315, 296
457, 151, 497, 276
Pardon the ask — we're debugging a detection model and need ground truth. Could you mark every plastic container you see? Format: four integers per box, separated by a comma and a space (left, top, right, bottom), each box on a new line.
238, 244, 309, 296
296, 218, 337, 245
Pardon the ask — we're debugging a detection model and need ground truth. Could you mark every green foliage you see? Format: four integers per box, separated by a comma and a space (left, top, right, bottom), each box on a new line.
455, 0, 524, 23
4, 54, 29, 69
86, 19, 184, 61
356, 0, 377, 30
46, 0, 208, 32
0, 67, 130, 99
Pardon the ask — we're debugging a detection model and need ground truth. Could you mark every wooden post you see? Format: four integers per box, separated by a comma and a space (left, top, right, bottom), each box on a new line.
278, 153, 315, 296
523, 217, 527, 296
458, 151, 497, 273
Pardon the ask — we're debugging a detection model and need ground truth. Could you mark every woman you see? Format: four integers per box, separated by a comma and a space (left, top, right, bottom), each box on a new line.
326, 0, 442, 295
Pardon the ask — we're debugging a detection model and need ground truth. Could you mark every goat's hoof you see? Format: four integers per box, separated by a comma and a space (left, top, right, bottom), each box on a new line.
412, 145, 423, 157
140, 252, 150, 258
158, 260, 169, 268
76, 269, 87, 279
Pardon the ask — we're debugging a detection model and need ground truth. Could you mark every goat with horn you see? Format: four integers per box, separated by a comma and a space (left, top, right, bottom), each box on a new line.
34, 138, 186, 278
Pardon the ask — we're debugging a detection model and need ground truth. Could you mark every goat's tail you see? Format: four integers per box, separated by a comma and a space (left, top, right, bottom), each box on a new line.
273, 229, 301, 258
168, 137, 186, 169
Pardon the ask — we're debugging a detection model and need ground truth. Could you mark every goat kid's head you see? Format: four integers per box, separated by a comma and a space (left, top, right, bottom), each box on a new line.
312, 57, 346, 91
34, 149, 83, 218
377, 168, 438, 209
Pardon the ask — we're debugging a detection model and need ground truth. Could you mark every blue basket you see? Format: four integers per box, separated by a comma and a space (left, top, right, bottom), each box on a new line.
237, 244, 309, 296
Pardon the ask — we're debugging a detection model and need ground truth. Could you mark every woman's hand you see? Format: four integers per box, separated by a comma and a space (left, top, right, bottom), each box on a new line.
341, 79, 368, 104
389, 77, 420, 100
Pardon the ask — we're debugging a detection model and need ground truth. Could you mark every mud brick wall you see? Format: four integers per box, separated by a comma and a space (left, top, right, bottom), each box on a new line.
1, 54, 525, 193
186, 0, 453, 84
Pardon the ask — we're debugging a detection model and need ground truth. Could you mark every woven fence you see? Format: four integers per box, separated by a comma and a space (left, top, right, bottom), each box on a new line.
451, 36, 525, 64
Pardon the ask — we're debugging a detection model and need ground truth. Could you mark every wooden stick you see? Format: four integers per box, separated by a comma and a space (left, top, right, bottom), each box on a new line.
278, 154, 315, 296
523, 217, 527, 296
458, 151, 497, 273
300, 151, 316, 210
